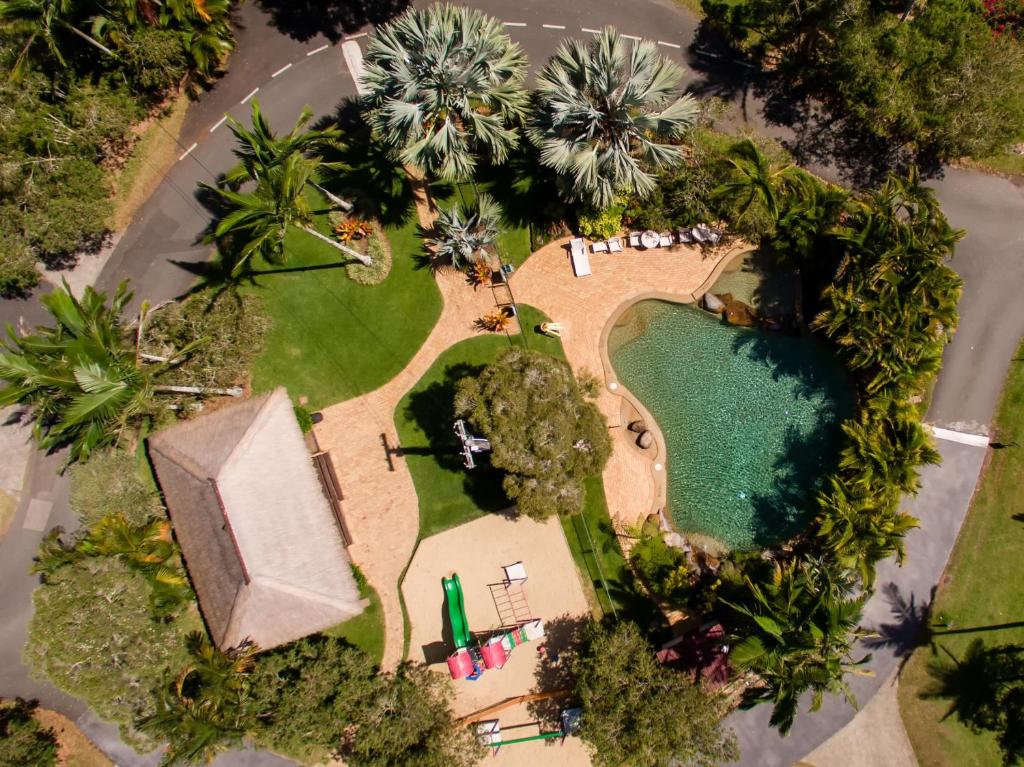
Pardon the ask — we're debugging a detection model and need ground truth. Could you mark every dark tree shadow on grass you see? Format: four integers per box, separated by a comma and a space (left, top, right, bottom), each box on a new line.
400, 362, 510, 512
528, 614, 589, 728
254, 0, 409, 42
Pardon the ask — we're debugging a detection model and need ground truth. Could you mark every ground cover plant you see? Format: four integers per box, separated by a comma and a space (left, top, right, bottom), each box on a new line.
898, 341, 1024, 767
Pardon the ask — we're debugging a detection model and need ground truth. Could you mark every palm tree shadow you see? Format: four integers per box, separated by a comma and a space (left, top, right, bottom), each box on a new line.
864, 582, 938, 674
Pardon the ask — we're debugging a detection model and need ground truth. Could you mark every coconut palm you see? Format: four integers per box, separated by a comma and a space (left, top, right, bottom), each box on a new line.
425, 193, 502, 269
361, 4, 529, 181
0, 281, 226, 465
0, 0, 116, 74
529, 27, 699, 210
714, 138, 810, 227
838, 411, 940, 500
724, 558, 872, 735
203, 153, 372, 274
221, 100, 351, 211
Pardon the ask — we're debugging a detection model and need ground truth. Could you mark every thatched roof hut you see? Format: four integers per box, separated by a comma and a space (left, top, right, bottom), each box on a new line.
148, 387, 366, 650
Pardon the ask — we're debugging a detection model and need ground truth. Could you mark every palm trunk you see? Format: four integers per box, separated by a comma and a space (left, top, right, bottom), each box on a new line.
309, 182, 353, 212
296, 224, 372, 266
60, 22, 118, 59
155, 384, 244, 397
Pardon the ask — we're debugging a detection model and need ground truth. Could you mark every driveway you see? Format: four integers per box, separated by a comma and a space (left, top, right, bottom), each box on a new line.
1, 1, 1022, 765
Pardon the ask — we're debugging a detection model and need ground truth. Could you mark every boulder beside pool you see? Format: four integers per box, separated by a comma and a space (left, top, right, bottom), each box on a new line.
637, 430, 654, 449
702, 292, 725, 313
628, 419, 647, 433
724, 299, 758, 327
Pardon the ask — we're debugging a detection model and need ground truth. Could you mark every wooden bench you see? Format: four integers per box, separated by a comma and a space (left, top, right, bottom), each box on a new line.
312, 451, 353, 546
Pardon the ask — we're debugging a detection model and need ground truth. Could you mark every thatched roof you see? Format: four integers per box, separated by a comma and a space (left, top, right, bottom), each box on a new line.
148, 388, 365, 650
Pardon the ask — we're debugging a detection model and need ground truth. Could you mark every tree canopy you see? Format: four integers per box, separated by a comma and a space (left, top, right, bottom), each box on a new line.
455, 348, 611, 519
0, 699, 58, 767
573, 622, 738, 767
529, 27, 699, 209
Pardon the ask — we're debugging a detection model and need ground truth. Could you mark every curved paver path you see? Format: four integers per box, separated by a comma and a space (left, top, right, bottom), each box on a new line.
315, 229, 742, 668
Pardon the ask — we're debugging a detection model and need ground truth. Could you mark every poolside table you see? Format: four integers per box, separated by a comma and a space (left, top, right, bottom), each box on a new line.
640, 230, 660, 248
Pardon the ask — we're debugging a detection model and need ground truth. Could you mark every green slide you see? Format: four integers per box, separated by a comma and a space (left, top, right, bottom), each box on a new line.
443, 574, 471, 649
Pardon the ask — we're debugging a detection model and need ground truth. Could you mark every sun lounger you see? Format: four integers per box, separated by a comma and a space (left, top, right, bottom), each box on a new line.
659, 232, 672, 247
569, 238, 592, 277
629, 232, 642, 248
591, 240, 609, 253
607, 236, 622, 253
677, 227, 694, 244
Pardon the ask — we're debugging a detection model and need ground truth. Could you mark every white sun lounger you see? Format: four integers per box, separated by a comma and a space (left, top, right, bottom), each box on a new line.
570, 238, 592, 277
607, 236, 623, 253
629, 232, 642, 248
591, 240, 609, 253
677, 227, 695, 243
659, 232, 672, 247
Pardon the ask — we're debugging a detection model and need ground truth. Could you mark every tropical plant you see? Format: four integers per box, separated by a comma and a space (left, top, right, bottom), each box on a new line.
361, 4, 529, 181
475, 310, 511, 333
724, 558, 872, 735
425, 193, 502, 269
455, 348, 612, 519
203, 153, 372, 275
713, 138, 808, 231
572, 622, 739, 767
0, 0, 115, 75
468, 259, 492, 287
139, 632, 259, 766
529, 27, 699, 209
333, 218, 373, 242
838, 410, 940, 500
0, 281, 223, 465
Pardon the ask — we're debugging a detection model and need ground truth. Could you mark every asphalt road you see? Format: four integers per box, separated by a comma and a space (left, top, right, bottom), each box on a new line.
1, 1, 1022, 765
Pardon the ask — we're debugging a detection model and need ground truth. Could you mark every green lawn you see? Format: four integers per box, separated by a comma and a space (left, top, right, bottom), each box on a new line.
249, 201, 442, 410
324, 566, 386, 667
898, 344, 1024, 767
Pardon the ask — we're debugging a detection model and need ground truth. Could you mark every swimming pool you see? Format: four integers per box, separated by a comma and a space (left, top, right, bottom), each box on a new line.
608, 299, 853, 549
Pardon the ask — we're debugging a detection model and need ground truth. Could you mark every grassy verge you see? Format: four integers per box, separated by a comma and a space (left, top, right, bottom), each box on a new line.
0, 489, 15, 539
110, 95, 190, 232
898, 344, 1024, 767
249, 198, 442, 410
324, 566, 386, 667
959, 151, 1024, 179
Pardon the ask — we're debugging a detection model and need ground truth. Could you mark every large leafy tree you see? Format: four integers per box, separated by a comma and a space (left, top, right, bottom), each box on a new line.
0, 699, 58, 767
529, 27, 699, 209
724, 558, 872, 735
455, 348, 612, 519
573, 622, 738, 767
425, 193, 502, 269
361, 4, 528, 181
0, 282, 223, 464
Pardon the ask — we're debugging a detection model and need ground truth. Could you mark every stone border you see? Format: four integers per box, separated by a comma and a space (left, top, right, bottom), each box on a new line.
595, 246, 753, 531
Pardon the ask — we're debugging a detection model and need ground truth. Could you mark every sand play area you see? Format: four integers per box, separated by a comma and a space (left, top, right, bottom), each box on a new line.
402, 513, 593, 766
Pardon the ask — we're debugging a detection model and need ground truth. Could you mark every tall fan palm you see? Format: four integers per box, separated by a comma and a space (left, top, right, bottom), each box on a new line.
361, 4, 529, 181
529, 27, 698, 210
221, 100, 350, 211
724, 558, 872, 735
425, 193, 502, 269
0, 0, 116, 75
203, 153, 372, 274
0, 281, 219, 465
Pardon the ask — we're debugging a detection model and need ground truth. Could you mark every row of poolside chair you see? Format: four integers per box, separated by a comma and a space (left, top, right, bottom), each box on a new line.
627, 224, 723, 249
590, 236, 624, 254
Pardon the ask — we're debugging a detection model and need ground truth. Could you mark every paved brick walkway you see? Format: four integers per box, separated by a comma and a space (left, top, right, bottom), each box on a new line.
315, 227, 748, 669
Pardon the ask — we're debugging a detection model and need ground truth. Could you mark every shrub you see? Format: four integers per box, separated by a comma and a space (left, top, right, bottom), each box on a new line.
0, 234, 39, 298
70, 448, 163, 528
346, 230, 392, 285
0, 699, 58, 767
25, 558, 191, 749
293, 404, 314, 433
122, 28, 190, 95
577, 202, 625, 240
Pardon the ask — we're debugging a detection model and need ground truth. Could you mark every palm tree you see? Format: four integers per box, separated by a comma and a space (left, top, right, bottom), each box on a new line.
713, 138, 809, 227
425, 193, 502, 269
221, 100, 351, 210
361, 4, 529, 181
139, 632, 258, 766
838, 411, 940, 499
724, 558, 872, 735
0, 281, 228, 465
529, 27, 699, 210
203, 153, 371, 275
0, 0, 116, 75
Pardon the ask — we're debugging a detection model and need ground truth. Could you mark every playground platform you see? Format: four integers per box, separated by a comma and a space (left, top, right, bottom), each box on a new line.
401, 514, 592, 765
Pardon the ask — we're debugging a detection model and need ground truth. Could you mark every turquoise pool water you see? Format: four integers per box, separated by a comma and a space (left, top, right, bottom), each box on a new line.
608, 300, 853, 549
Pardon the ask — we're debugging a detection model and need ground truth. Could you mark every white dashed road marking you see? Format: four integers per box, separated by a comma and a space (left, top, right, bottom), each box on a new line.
582, 27, 600, 33
622, 34, 641, 41
504, 21, 527, 26
347, 32, 368, 40
241, 87, 259, 104
178, 142, 197, 161
307, 44, 330, 56
209, 115, 227, 133
658, 40, 681, 49
272, 63, 293, 77
543, 24, 566, 29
